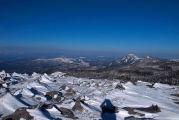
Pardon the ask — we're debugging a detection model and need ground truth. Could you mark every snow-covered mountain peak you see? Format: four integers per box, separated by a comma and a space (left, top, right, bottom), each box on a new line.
121, 54, 139, 63
109, 54, 141, 66
146, 56, 150, 58
127, 54, 139, 59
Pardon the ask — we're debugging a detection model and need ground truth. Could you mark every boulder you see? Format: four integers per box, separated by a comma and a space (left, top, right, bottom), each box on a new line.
36, 97, 41, 100
59, 107, 77, 119
40, 103, 53, 111
123, 107, 145, 117
46, 91, 59, 98
59, 85, 66, 90
72, 97, 83, 111
2, 108, 34, 120
45, 91, 61, 102
64, 92, 74, 98
136, 105, 161, 113
115, 83, 125, 90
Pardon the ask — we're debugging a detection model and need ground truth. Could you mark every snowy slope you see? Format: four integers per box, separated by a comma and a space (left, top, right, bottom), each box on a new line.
0, 71, 179, 120
120, 54, 140, 64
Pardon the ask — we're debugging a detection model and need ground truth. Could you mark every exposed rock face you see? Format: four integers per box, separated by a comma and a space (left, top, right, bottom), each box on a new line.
36, 97, 41, 100
123, 107, 145, 117
59, 107, 77, 119
45, 91, 61, 102
64, 88, 76, 98
115, 83, 125, 90
40, 103, 53, 111
95, 83, 99, 87
64, 92, 74, 98
54, 96, 61, 102
174, 102, 179, 105
136, 105, 161, 113
2, 108, 34, 120
123, 104, 161, 117
146, 83, 155, 88
101, 106, 119, 113
68, 88, 76, 94
172, 94, 179, 97
59, 85, 66, 90
72, 97, 83, 111
47, 104, 53, 109
46, 91, 59, 98
66, 88, 73, 92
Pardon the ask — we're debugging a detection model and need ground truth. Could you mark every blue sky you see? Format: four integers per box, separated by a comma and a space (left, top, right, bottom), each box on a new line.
0, 0, 179, 58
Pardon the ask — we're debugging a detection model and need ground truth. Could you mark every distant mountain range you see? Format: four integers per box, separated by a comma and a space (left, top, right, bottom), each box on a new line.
109, 54, 163, 67
0, 54, 178, 74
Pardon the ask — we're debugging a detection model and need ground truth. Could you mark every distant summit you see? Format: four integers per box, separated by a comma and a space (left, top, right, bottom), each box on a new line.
109, 54, 139, 66
121, 54, 139, 63
109, 54, 162, 67
0, 54, 176, 74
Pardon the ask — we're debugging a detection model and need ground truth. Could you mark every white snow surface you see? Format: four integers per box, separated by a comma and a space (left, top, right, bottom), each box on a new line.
122, 54, 139, 62
0, 71, 179, 120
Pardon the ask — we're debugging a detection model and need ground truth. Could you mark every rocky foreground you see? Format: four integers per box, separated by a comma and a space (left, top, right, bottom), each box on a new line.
0, 70, 179, 120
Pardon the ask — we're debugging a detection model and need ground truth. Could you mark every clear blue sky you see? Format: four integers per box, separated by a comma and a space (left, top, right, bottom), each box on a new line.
0, 0, 179, 58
